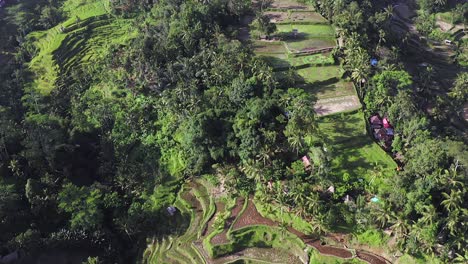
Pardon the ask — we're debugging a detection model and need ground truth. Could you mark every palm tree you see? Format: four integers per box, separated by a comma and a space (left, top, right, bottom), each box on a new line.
454, 251, 468, 263
445, 209, 460, 235
434, 0, 447, 7
304, 193, 321, 217
384, 5, 394, 19
241, 160, 263, 182
373, 205, 395, 228
419, 205, 437, 226
311, 213, 329, 235
256, 145, 272, 166
288, 134, 304, 155
278, 221, 289, 239
390, 215, 410, 240
441, 190, 463, 213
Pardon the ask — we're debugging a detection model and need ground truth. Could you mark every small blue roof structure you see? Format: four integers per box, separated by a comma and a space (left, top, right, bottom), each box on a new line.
370, 196, 380, 203
167, 206, 177, 216
370, 58, 378, 67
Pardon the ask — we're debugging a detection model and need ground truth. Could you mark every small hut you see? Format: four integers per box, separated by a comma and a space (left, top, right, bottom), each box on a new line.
167, 206, 177, 216
292, 28, 298, 38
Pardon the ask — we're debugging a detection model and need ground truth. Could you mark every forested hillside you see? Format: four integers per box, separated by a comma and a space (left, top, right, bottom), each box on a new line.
0, 0, 466, 263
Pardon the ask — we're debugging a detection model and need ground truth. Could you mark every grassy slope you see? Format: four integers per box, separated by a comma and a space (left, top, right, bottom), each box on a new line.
317, 111, 396, 180
26, 0, 136, 94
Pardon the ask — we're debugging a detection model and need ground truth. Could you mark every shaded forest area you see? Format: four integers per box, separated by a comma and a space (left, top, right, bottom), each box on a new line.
0, 0, 467, 263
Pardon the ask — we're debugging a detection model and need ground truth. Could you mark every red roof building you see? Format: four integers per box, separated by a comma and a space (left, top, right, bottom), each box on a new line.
383, 117, 392, 128
301, 156, 311, 169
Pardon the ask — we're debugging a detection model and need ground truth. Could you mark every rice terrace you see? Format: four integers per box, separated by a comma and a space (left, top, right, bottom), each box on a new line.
0, 0, 466, 263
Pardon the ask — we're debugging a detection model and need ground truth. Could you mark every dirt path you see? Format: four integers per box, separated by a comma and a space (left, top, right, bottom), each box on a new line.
314, 95, 361, 116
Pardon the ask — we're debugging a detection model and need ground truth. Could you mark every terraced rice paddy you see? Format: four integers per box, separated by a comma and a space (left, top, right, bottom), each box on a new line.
144, 179, 389, 264
26, 0, 136, 94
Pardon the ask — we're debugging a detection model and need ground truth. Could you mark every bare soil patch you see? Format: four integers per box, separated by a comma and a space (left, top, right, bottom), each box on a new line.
265, 11, 326, 24
314, 95, 361, 116
269, 0, 312, 11
232, 199, 276, 230
356, 250, 391, 264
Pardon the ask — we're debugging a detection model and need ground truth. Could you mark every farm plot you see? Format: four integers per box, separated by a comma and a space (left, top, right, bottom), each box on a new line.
267, 0, 314, 11
253, 41, 287, 54
265, 11, 327, 24
288, 52, 335, 67
297, 65, 342, 83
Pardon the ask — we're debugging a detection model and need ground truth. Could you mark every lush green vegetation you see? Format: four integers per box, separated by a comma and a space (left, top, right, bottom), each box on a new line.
0, 0, 466, 263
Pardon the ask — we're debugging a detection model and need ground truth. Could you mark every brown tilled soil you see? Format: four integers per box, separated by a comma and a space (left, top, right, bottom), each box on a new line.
356, 250, 392, 264
232, 199, 276, 230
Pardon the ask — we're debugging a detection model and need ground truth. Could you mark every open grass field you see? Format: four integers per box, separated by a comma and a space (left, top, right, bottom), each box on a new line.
258, 52, 334, 69
277, 24, 335, 36
297, 65, 342, 83
253, 41, 287, 54
25, 0, 136, 94
317, 111, 397, 180
285, 37, 335, 52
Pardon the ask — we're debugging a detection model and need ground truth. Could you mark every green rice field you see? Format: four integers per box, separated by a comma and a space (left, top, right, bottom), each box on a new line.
26, 0, 136, 94
297, 66, 342, 83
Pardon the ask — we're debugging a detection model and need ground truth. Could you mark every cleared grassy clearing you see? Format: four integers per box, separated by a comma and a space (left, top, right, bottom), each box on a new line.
317, 111, 396, 179
297, 66, 342, 83
258, 52, 335, 69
